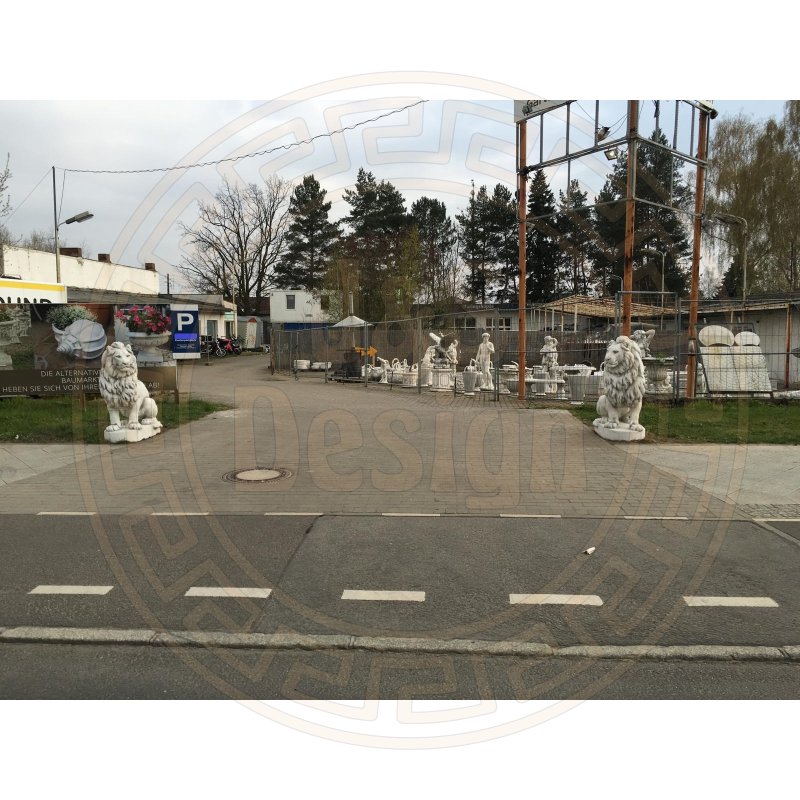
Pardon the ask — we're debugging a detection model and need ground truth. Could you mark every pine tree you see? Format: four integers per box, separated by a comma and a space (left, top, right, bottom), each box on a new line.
591, 129, 692, 298
341, 168, 410, 320
556, 179, 594, 295
274, 174, 339, 291
409, 196, 458, 314
456, 183, 492, 304
525, 169, 563, 303
486, 183, 518, 304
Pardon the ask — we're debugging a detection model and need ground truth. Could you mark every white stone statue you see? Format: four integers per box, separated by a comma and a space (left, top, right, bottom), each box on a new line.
476, 332, 495, 391
540, 335, 559, 374
447, 339, 459, 373
99, 341, 162, 442
593, 335, 646, 441
631, 328, 655, 358
376, 356, 390, 383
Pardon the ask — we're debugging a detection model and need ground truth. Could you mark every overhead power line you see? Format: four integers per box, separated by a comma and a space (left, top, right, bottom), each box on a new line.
60, 100, 428, 175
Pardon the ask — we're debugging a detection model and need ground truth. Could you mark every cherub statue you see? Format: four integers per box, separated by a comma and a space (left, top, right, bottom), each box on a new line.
631, 328, 655, 358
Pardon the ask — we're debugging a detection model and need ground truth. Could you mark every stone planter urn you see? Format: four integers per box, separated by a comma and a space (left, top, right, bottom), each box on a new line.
127, 331, 172, 365
642, 356, 674, 394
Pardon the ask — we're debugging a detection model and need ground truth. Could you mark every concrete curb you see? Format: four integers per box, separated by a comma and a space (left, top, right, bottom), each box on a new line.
1, 626, 798, 661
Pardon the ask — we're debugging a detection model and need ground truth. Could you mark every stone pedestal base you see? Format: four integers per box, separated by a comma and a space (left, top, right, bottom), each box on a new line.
104, 422, 163, 444
592, 421, 645, 442
430, 366, 452, 391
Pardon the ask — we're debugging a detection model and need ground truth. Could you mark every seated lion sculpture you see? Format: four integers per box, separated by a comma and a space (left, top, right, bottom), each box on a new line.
594, 335, 646, 432
99, 341, 162, 433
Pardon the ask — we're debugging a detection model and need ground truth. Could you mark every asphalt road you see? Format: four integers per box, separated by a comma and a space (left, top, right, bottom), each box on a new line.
1, 512, 800, 698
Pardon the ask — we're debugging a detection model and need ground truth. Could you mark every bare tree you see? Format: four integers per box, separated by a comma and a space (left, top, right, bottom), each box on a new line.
0, 154, 14, 246
179, 176, 291, 314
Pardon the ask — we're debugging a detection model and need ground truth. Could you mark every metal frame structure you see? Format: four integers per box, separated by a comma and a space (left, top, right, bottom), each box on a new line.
514, 100, 717, 399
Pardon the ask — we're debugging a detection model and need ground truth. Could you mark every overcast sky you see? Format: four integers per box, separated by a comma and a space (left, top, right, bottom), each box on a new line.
2, 4, 793, 295
2, 0, 796, 790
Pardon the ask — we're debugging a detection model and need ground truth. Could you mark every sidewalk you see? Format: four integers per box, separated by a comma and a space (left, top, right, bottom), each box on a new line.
0, 355, 796, 518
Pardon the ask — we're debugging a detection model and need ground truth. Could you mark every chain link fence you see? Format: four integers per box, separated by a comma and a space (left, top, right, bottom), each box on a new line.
271, 296, 800, 398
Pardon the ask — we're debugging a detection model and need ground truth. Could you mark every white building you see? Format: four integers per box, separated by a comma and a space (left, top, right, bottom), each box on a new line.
1, 244, 160, 295
268, 289, 328, 327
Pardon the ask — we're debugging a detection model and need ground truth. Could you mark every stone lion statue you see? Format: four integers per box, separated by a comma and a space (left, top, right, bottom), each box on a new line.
99, 341, 161, 432
594, 335, 646, 432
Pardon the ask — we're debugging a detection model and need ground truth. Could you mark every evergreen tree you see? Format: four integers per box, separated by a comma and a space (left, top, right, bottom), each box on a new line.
409, 196, 458, 314
341, 168, 410, 320
525, 169, 563, 303
591, 129, 692, 299
486, 183, 518, 304
274, 174, 339, 291
456, 183, 492, 304
556, 179, 594, 295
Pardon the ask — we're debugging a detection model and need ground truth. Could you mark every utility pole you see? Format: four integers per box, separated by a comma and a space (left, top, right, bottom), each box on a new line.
687, 108, 711, 399
517, 119, 528, 401
622, 101, 639, 336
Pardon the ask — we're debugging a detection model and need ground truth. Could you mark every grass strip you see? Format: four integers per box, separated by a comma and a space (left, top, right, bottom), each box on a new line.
0, 395, 227, 444
568, 399, 800, 444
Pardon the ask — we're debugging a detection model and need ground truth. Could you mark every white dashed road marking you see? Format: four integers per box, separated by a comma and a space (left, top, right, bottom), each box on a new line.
341, 590, 426, 602
683, 596, 779, 607
184, 587, 272, 598
510, 593, 604, 606
36, 512, 96, 516
29, 585, 113, 595
152, 512, 209, 516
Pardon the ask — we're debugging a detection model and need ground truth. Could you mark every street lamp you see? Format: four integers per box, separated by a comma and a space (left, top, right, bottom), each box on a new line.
52, 166, 93, 285
715, 213, 749, 303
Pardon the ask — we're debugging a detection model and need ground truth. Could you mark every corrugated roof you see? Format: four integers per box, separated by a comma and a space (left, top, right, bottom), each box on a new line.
539, 294, 665, 319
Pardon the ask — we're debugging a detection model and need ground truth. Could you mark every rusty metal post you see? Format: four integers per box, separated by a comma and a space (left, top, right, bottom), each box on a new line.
518, 119, 527, 401
686, 108, 710, 399
622, 100, 639, 336
786, 303, 792, 389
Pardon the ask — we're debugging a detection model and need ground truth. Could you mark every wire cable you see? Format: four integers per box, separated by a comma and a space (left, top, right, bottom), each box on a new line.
61, 100, 428, 175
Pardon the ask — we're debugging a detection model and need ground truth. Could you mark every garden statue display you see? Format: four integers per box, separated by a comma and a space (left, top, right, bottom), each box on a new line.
447, 339, 459, 374
631, 328, 655, 358
540, 335, 560, 393
99, 341, 163, 443
593, 335, 646, 442
476, 332, 495, 391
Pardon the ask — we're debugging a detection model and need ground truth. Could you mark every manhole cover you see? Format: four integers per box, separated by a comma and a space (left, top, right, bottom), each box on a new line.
222, 467, 292, 483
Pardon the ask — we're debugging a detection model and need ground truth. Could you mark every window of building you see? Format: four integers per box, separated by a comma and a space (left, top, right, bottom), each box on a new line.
286, 294, 295, 310
206, 319, 218, 338
497, 317, 512, 330
463, 317, 476, 329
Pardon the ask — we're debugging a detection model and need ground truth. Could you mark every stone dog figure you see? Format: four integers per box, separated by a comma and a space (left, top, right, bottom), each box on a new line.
594, 335, 646, 432
99, 341, 162, 433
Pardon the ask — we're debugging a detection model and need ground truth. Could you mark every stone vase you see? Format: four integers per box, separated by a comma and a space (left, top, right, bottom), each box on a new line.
643, 357, 674, 394
127, 331, 172, 365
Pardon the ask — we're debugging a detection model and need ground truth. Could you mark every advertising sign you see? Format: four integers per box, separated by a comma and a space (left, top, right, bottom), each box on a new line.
513, 99, 571, 123
170, 303, 201, 359
0, 278, 67, 304
0, 302, 177, 396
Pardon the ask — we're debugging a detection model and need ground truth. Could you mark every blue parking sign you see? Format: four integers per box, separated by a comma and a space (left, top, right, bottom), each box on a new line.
170, 304, 200, 359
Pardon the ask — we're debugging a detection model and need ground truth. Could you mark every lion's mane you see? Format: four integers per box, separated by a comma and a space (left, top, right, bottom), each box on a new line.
602, 336, 646, 409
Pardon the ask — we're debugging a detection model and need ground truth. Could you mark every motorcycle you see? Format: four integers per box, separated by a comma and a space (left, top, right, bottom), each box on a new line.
218, 334, 242, 355
201, 336, 226, 358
